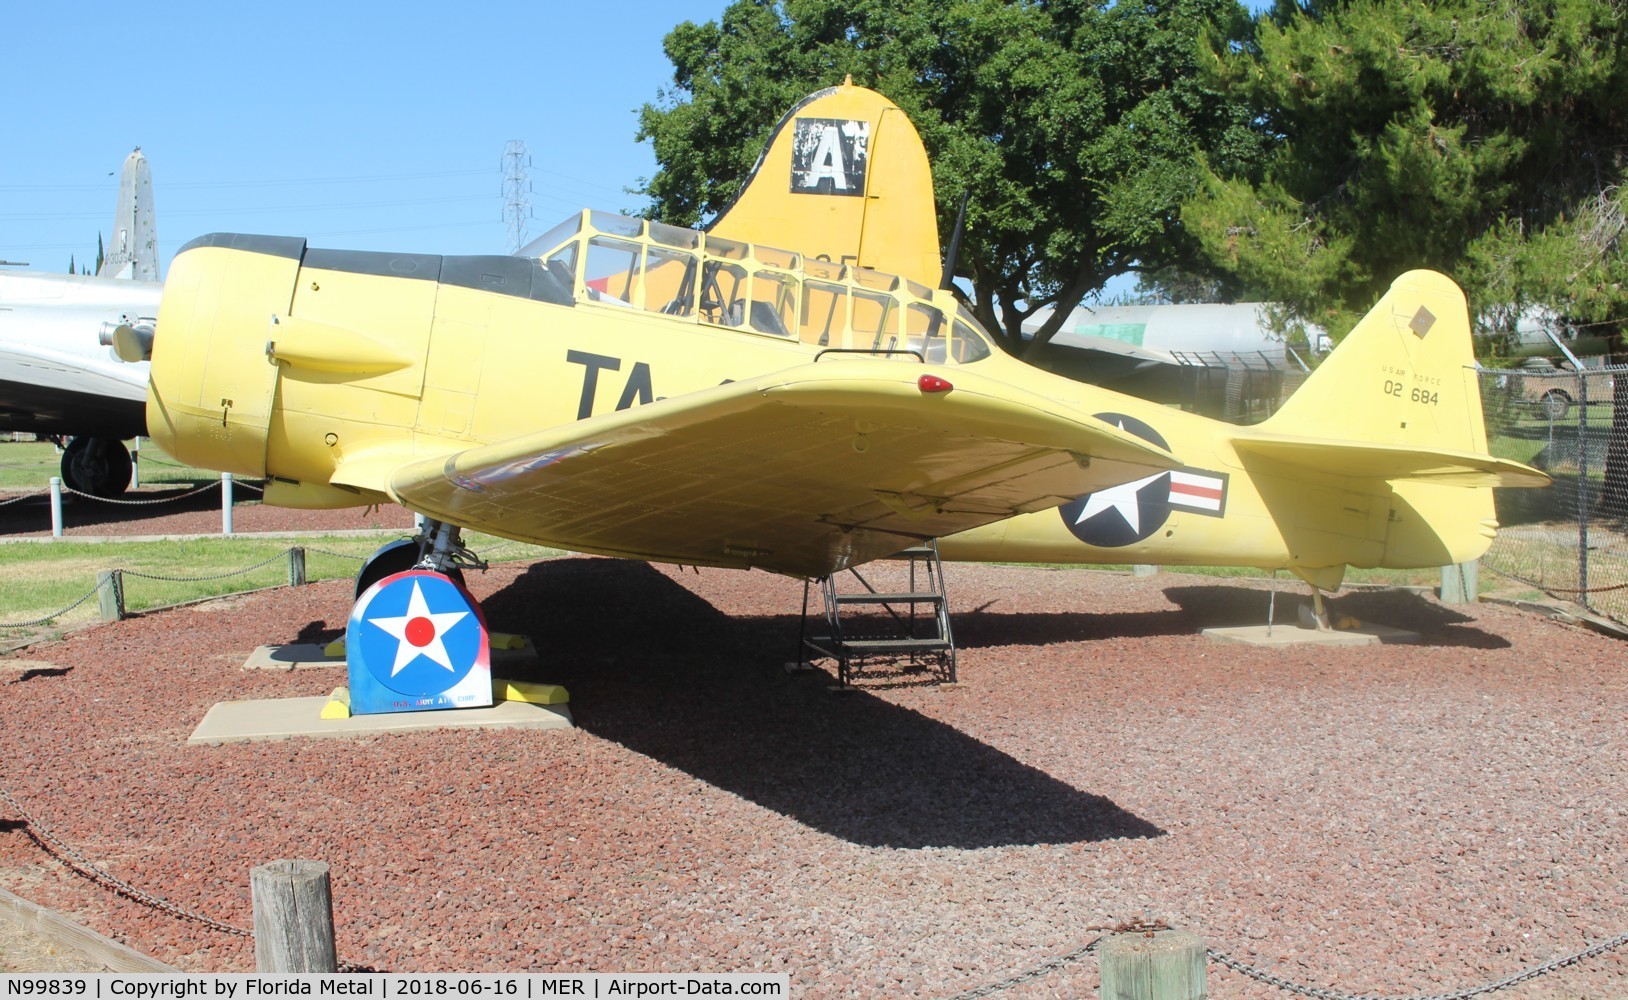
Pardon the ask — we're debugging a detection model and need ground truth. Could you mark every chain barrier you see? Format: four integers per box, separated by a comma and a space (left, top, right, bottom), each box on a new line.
121, 550, 294, 584
0, 584, 100, 629
305, 546, 368, 561
944, 915, 1628, 1000
945, 935, 1104, 1000
59, 482, 218, 506
1209, 930, 1628, 1000
0, 785, 248, 938
0, 493, 36, 507
1, 541, 507, 629
0, 783, 373, 971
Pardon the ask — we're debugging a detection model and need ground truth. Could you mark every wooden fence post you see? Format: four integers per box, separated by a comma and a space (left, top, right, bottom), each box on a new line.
1440, 560, 1479, 605
288, 547, 307, 587
97, 570, 124, 623
1099, 928, 1207, 1000
251, 859, 337, 973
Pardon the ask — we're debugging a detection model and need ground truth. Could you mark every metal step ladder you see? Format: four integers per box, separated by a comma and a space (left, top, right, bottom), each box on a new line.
797, 541, 957, 687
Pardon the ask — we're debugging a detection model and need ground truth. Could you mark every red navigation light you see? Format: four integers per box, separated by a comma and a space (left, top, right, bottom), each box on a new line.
918, 374, 954, 394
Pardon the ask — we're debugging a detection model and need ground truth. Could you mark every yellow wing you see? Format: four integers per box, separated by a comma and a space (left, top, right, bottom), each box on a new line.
376, 360, 1179, 578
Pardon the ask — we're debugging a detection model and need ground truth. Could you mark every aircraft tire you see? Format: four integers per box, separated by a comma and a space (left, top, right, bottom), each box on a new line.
355, 538, 464, 599
61, 436, 133, 498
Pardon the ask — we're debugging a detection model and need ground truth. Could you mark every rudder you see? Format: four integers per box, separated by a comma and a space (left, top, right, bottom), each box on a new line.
1264, 270, 1488, 455
707, 81, 942, 286
99, 148, 158, 281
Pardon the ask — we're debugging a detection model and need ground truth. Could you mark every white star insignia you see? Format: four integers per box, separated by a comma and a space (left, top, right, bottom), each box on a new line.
1075, 472, 1165, 533
368, 580, 469, 676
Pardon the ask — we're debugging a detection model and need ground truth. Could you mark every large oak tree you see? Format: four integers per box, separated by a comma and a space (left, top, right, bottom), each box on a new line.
636, 0, 1262, 355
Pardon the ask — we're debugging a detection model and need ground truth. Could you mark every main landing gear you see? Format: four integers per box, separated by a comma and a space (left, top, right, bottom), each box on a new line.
346, 519, 492, 715
354, 519, 477, 598
60, 436, 133, 498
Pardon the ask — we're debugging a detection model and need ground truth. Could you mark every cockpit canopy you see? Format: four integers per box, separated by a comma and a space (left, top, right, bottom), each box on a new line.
519, 210, 992, 364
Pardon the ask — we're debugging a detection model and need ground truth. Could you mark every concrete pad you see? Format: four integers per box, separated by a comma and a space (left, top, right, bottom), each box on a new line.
244, 635, 540, 671
188, 695, 573, 745
1202, 623, 1420, 647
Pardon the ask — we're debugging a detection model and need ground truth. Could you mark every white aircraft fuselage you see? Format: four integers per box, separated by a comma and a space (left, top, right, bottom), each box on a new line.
0, 270, 158, 439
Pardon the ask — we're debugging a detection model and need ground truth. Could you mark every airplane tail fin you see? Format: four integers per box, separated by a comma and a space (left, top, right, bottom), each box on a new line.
1241, 270, 1546, 580
706, 81, 943, 285
98, 148, 158, 281
1258, 271, 1497, 461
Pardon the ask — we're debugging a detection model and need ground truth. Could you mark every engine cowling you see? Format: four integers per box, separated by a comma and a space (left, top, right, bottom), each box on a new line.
147, 234, 306, 478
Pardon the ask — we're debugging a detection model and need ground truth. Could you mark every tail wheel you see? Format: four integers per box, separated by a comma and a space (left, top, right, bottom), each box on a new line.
61, 436, 133, 498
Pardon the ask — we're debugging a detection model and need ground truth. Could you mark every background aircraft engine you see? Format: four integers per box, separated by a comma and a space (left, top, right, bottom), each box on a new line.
146, 235, 306, 479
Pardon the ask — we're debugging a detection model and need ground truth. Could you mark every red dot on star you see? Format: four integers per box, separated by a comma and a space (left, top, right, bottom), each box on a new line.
405, 617, 435, 647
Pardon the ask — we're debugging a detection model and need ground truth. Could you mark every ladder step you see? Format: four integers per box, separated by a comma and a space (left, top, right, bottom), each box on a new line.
832, 591, 944, 605
889, 546, 937, 559
838, 637, 952, 653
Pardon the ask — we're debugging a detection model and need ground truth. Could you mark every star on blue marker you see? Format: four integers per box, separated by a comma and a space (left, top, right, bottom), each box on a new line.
367, 579, 470, 676
348, 570, 488, 703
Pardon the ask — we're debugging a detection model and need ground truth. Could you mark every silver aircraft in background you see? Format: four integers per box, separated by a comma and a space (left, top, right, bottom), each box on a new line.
0, 148, 161, 496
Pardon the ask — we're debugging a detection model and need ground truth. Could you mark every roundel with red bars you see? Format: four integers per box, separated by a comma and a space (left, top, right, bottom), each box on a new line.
1059, 412, 1229, 548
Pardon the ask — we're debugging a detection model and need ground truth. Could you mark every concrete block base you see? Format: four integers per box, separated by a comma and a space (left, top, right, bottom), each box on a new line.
1202, 623, 1420, 647
188, 695, 572, 745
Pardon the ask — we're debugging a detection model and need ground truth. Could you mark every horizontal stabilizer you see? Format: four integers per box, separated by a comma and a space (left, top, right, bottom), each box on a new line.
1234, 433, 1550, 489
383, 360, 1181, 578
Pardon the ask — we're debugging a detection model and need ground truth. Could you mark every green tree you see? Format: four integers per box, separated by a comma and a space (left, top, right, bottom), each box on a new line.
96, 233, 105, 276
636, 0, 1263, 355
1182, 0, 1628, 503
67, 254, 76, 275
1184, 0, 1628, 344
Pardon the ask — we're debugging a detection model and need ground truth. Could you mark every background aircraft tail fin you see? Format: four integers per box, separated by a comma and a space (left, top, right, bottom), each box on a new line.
707, 81, 942, 285
98, 148, 158, 281
1260, 270, 1492, 459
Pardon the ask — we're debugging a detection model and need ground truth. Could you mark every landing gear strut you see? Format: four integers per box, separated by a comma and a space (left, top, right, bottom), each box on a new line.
60, 436, 132, 498
354, 519, 479, 598
346, 517, 492, 715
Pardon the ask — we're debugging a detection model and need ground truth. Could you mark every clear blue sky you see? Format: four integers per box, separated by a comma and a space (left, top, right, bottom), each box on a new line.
3, 1, 733, 277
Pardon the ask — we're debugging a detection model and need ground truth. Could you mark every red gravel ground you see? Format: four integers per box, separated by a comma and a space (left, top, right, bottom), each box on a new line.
1, 497, 1626, 996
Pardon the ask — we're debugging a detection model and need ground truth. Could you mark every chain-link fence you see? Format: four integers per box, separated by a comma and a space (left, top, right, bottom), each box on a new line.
1478, 363, 1628, 624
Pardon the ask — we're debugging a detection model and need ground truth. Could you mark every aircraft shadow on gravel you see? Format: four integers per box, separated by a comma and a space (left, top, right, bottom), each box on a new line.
479, 558, 1164, 851
1161, 583, 1512, 650
947, 582, 1510, 651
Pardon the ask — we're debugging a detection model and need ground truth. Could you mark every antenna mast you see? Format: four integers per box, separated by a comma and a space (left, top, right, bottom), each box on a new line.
501, 140, 534, 254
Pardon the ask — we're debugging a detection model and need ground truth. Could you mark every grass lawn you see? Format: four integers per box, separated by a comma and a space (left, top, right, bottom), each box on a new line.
0, 532, 566, 638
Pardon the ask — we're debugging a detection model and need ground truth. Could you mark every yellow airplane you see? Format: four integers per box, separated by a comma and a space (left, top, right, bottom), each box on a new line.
137, 82, 1544, 711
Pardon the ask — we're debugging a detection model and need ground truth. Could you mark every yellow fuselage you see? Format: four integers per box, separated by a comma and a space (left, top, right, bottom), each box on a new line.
148, 219, 1499, 587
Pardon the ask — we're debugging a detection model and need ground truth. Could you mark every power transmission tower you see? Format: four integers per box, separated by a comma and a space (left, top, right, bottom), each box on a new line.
501, 140, 534, 254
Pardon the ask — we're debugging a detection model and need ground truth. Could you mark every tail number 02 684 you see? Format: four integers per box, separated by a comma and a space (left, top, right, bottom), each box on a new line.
1383, 380, 1438, 405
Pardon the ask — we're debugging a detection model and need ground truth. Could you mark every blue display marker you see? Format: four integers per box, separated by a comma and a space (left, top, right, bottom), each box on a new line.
346, 570, 492, 715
